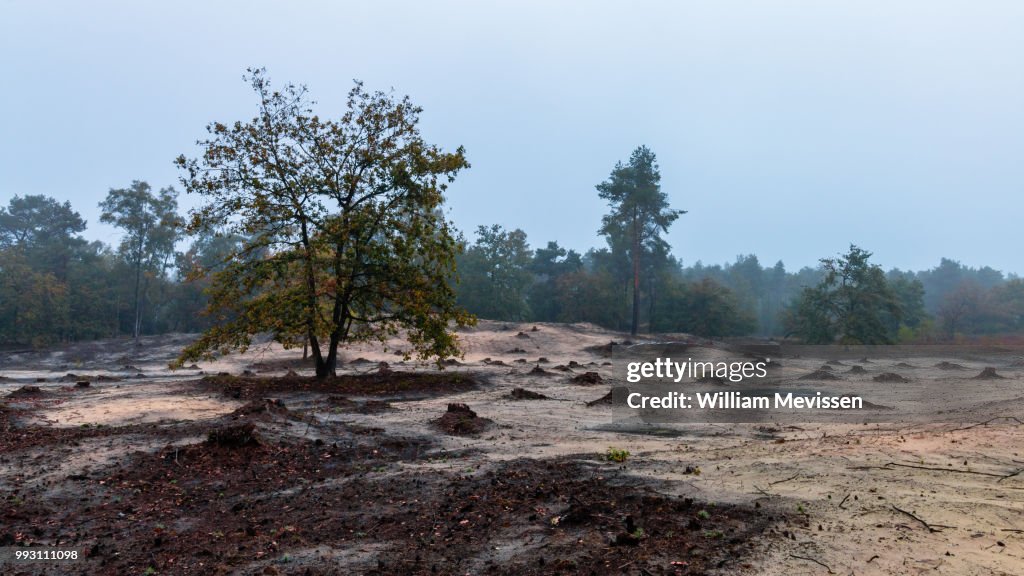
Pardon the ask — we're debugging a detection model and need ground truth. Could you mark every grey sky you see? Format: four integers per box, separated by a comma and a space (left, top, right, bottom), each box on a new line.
2, 0, 1021, 273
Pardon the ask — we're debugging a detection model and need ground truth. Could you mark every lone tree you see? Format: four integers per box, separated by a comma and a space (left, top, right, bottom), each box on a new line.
596, 146, 684, 336
786, 245, 903, 344
175, 69, 472, 378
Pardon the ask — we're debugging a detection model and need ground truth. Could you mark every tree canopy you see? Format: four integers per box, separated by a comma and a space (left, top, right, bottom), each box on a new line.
785, 245, 910, 344
174, 69, 472, 378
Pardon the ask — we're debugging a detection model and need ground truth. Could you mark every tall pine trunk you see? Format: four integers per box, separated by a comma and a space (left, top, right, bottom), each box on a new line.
631, 208, 640, 336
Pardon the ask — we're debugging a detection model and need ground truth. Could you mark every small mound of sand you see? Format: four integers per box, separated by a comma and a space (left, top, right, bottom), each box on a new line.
536, 357, 549, 363
432, 403, 493, 436
507, 387, 550, 400
231, 398, 289, 418
7, 385, 47, 398
935, 361, 965, 370
825, 360, 844, 366
972, 367, 1005, 380
440, 358, 462, 366
486, 359, 508, 366
207, 422, 260, 447
507, 347, 527, 354
571, 372, 603, 385
798, 370, 840, 381
514, 359, 528, 364
818, 365, 834, 371
529, 365, 550, 375
873, 372, 909, 383
846, 365, 867, 374
552, 365, 573, 372
568, 360, 583, 368
894, 362, 916, 369
515, 332, 531, 339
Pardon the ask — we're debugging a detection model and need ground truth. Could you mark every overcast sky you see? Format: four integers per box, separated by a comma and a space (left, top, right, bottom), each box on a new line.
2, 0, 1022, 274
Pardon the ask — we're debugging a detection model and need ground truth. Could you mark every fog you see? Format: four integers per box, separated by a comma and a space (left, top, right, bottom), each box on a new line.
1, 0, 1022, 273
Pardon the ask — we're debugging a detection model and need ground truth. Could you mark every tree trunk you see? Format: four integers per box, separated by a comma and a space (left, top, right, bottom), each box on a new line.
631, 210, 640, 337
316, 334, 340, 379
132, 261, 142, 342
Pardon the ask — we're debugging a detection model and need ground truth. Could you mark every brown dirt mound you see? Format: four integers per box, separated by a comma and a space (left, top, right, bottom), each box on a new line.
515, 331, 531, 339
570, 371, 603, 385
529, 365, 551, 375
973, 367, 1005, 379
873, 372, 910, 383
935, 361, 966, 370
206, 422, 261, 447
230, 398, 289, 419
846, 365, 867, 374
587, 386, 628, 406
507, 347, 527, 354
432, 403, 493, 436
798, 370, 840, 381
200, 371, 481, 400
507, 387, 550, 400
536, 357, 549, 363
6, 385, 48, 398
552, 364, 573, 372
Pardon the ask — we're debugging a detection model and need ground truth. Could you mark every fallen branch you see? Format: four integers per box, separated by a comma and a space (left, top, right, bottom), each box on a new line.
950, 416, 1024, 432
789, 553, 834, 574
838, 493, 851, 510
852, 462, 1008, 478
997, 469, 1024, 483
891, 505, 954, 532
770, 473, 800, 486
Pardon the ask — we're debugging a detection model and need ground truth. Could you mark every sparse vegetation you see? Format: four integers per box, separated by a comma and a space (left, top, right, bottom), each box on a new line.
605, 447, 631, 462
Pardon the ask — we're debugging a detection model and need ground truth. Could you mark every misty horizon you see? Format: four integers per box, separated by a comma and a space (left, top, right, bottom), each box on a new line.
2, 1, 1022, 274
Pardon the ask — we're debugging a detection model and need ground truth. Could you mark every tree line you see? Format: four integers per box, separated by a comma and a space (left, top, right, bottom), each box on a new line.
2, 71, 1022, 351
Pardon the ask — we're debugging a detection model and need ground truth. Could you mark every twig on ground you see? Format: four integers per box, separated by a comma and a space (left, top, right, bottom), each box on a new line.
838, 493, 851, 509
789, 553, 834, 573
769, 473, 800, 486
950, 416, 1024, 431
891, 505, 954, 532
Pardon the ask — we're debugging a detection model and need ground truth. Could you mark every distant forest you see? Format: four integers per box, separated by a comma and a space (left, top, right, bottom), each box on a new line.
1, 189, 1020, 347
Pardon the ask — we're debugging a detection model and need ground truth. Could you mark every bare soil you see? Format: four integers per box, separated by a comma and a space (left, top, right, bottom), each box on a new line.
2, 321, 1024, 575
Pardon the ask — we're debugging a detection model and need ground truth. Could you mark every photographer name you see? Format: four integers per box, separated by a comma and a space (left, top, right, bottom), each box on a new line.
626, 390, 864, 410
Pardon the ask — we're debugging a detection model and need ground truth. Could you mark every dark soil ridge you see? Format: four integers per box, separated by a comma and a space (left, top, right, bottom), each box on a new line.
1, 434, 779, 576
199, 371, 482, 400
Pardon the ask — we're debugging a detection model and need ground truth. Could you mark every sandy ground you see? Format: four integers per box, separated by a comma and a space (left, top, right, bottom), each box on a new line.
2, 321, 1023, 575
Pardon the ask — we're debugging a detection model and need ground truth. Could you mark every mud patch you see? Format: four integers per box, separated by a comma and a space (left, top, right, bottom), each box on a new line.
570, 372, 603, 385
